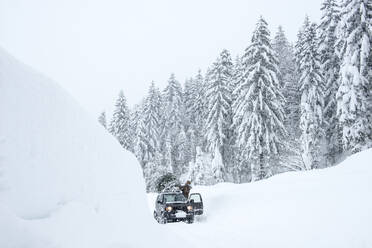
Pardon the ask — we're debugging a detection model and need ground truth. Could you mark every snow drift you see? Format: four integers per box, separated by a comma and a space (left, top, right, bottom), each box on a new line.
149, 148, 372, 248
0, 48, 177, 248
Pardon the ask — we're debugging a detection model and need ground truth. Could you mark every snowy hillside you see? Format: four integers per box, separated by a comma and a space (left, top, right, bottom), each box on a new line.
149, 148, 372, 248
0, 48, 183, 248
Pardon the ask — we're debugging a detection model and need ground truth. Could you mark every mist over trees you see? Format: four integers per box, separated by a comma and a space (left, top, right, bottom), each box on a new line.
104, 0, 372, 191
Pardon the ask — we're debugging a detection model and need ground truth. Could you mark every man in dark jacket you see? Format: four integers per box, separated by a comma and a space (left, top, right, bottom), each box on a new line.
179, 180, 192, 199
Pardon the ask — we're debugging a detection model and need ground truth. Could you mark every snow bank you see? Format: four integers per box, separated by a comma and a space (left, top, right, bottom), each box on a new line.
0, 48, 177, 248
149, 149, 372, 248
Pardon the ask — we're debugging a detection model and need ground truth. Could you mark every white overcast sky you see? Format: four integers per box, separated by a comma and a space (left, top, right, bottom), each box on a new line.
0, 0, 322, 116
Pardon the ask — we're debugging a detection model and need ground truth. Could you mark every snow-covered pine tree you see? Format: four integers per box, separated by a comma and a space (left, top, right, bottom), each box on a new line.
176, 129, 192, 175
336, 0, 372, 153
160, 74, 186, 176
231, 55, 244, 103
184, 78, 195, 132
227, 55, 245, 183
182, 70, 209, 183
109, 90, 132, 151
273, 26, 303, 173
141, 82, 170, 191
183, 77, 198, 162
187, 147, 214, 185
98, 111, 107, 129
232, 17, 286, 182
318, 0, 342, 165
142, 82, 163, 165
204, 49, 233, 183
193, 70, 207, 149
219, 50, 237, 182
142, 153, 162, 192
273, 26, 298, 119
132, 101, 147, 163
184, 72, 207, 163
295, 16, 311, 70
273, 26, 295, 90
297, 22, 326, 170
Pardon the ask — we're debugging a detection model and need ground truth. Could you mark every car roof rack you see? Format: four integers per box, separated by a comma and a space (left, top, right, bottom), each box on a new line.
162, 189, 182, 194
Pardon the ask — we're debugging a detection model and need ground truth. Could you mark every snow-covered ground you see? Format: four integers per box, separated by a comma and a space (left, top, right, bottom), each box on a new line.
1, 46, 371, 248
0, 48, 188, 248
148, 149, 372, 248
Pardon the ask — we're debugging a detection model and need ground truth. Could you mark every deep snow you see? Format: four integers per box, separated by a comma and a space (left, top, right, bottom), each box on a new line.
1, 46, 371, 248
0, 48, 185, 248
149, 148, 372, 248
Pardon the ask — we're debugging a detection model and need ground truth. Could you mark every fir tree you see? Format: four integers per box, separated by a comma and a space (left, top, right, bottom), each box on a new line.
319, 0, 342, 165
98, 111, 107, 129
273, 26, 295, 89
295, 16, 311, 70
204, 49, 233, 182
161, 74, 185, 175
142, 82, 163, 164
109, 91, 132, 150
135, 82, 174, 190
187, 147, 214, 185
177, 129, 192, 175
231, 55, 244, 103
273, 26, 298, 124
193, 70, 207, 149
184, 73, 205, 162
336, 0, 372, 153
162, 74, 184, 135
272, 26, 303, 173
184, 78, 195, 132
297, 22, 325, 170
131, 102, 146, 158
233, 17, 286, 181
227, 56, 245, 182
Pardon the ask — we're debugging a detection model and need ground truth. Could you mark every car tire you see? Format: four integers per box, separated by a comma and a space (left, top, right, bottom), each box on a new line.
160, 217, 167, 224
186, 217, 194, 224
159, 212, 167, 224
153, 211, 158, 222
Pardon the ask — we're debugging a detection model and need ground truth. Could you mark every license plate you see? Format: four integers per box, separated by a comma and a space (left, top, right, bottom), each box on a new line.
175, 211, 186, 218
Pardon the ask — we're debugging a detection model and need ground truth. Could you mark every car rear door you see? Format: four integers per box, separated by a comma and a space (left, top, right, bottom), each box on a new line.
189, 193, 203, 215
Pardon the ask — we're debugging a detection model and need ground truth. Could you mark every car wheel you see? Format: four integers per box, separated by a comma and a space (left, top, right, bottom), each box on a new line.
153, 211, 158, 222
159, 212, 167, 224
160, 217, 167, 224
186, 217, 194, 224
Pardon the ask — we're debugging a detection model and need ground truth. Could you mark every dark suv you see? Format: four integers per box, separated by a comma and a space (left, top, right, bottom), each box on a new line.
153, 192, 203, 224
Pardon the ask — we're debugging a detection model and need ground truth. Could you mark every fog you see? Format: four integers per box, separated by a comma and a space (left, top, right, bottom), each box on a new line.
0, 0, 322, 116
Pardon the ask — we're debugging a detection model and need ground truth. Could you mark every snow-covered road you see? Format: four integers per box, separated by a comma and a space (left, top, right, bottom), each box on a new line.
148, 149, 372, 248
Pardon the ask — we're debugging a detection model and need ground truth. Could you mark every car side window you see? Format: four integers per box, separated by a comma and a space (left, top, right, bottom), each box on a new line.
190, 194, 201, 203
